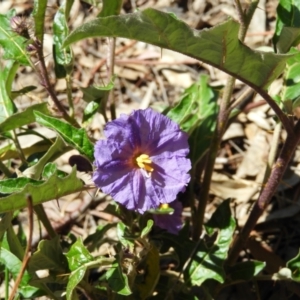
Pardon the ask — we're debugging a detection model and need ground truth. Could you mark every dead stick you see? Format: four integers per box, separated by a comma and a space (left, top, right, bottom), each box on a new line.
9, 195, 34, 300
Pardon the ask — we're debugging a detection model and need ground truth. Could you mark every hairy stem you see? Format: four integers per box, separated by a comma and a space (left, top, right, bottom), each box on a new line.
35, 41, 79, 127
227, 121, 300, 264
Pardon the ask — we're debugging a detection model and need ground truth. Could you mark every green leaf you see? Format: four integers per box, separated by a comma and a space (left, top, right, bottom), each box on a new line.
66, 266, 87, 300
0, 60, 18, 123
186, 76, 218, 164
185, 199, 236, 286
11, 85, 36, 100
0, 247, 40, 298
0, 166, 83, 212
98, 0, 123, 17
117, 222, 135, 251
81, 82, 114, 123
32, 0, 47, 43
64, 8, 290, 88
0, 103, 49, 133
281, 49, 300, 111
0, 10, 30, 65
83, 101, 100, 124
42, 162, 67, 179
141, 219, 154, 238
0, 138, 52, 161
106, 262, 132, 296
227, 260, 266, 281
53, 0, 74, 78
273, 0, 300, 52
0, 10, 30, 66
0, 213, 13, 241
23, 135, 68, 179
28, 236, 68, 274
34, 111, 94, 161
167, 75, 218, 135
275, 27, 300, 54
66, 238, 94, 271
0, 177, 43, 194
286, 250, 300, 282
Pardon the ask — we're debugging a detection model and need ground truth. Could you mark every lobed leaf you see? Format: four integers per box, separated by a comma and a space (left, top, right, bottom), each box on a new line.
64, 8, 290, 89
28, 236, 68, 274
0, 166, 83, 212
34, 111, 94, 161
0, 177, 43, 194
0, 103, 49, 133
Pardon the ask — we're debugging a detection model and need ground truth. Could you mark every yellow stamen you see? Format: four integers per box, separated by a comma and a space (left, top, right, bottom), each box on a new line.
160, 203, 169, 209
136, 154, 153, 172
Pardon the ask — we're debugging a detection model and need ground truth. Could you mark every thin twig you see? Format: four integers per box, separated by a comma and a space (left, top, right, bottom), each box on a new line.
108, 37, 117, 120
9, 194, 34, 300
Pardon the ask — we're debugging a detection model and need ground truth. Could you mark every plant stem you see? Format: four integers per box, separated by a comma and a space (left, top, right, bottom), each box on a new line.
9, 195, 33, 300
193, 0, 259, 239
0, 160, 11, 178
35, 40, 79, 127
108, 37, 116, 120
34, 204, 57, 239
66, 73, 74, 118
227, 121, 300, 264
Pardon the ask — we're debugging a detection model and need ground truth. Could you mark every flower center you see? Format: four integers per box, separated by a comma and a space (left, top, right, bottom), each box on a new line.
136, 154, 153, 173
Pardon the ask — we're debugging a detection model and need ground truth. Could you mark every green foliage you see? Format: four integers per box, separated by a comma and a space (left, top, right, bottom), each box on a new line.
227, 261, 266, 281
0, 10, 30, 65
0, 60, 18, 123
81, 81, 114, 123
0, 166, 83, 212
0, 1, 298, 298
34, 111, 94, 161
98, 0, 123, 17
53, 0, 74, 78
0, 103, 48, 133
185, 200, 236, 286
281, 49, 300, 112
0, 247, 40, 297
273, 0, 300, 52
64, 8, 289, 89
32, 0, 47, 43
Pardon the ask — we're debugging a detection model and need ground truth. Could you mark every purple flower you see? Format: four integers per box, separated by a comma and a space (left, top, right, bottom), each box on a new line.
93, 108, 191, 213
153, 201, 183, 234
